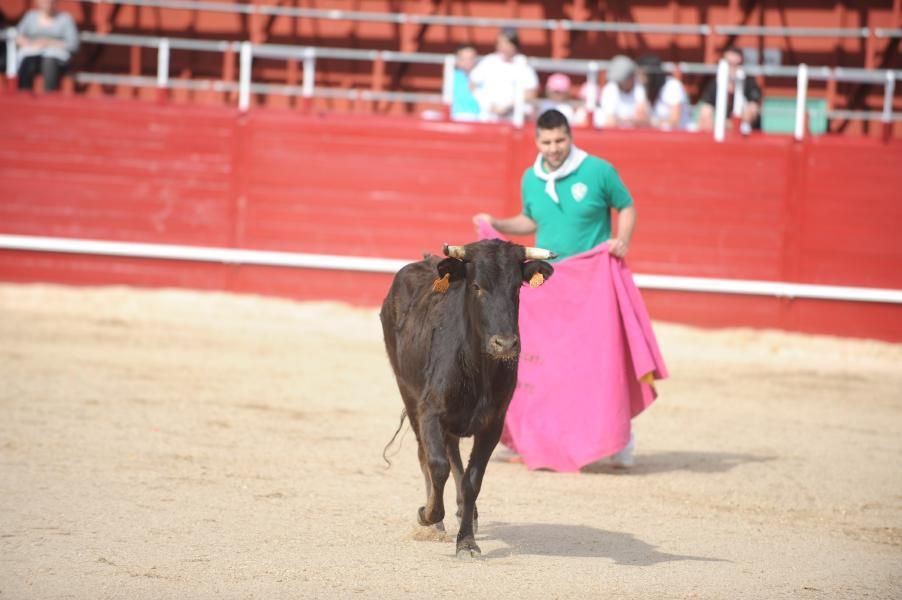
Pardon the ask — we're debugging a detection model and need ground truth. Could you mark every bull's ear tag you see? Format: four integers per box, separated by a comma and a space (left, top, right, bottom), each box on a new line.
529, 272, 545, 288
432, 273, 450, 293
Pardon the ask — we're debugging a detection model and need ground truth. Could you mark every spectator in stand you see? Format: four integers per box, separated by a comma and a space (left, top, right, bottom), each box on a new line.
0, 8, 8, 75
16, 0, 79, 92
470, 27, 539, 122
637, 54, 690, 131
450, 44, 481, 122
594, 55, 649, 128
697, 47, 762, 134
535, 72, 587, 126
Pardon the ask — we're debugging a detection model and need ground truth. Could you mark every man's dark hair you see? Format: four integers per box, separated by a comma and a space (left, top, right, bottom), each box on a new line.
722, 46, 743, 61
637, 53, 666, 105
536, 109, 571, 136
499, 27, 521, 51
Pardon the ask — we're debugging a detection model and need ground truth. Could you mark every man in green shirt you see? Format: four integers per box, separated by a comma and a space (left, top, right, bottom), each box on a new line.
473, 109, 636, 262
472, 108, 639, 468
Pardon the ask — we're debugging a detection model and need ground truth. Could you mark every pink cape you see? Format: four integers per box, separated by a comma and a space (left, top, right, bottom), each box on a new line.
479, 222, 668, 472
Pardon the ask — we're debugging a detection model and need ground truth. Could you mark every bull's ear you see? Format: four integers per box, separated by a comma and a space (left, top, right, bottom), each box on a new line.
521, 260, 554, 288
433, 258, 467, 293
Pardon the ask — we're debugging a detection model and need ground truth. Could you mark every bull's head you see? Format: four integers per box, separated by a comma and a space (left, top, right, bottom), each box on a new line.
433, 240, 555, 360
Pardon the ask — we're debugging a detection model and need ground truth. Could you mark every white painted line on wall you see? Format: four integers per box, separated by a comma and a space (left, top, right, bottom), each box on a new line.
1, 234, 901, 305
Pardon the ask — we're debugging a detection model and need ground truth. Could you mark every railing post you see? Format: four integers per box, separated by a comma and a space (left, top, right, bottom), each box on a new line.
222, 44, 236, 104
551, 20, 567, 59
399, 14, 416, 53
794, 63, 808, 141
371, 52, 385, 114
441, 54, 454, 120
713, 58, 729, 142
512, 56, 526, 129
156, 37, 170, 103
732, 68, 745, 120
864, 27, 876, 70
239, 41, 252, 112
5, 28, 17, 92
703, 24, 716, 65
584, 60, 599, 127
882, 70, 896, 142
302, 47, 315, 112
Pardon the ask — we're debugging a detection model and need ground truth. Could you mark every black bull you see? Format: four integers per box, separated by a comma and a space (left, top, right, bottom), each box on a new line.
380, 239, 555, 558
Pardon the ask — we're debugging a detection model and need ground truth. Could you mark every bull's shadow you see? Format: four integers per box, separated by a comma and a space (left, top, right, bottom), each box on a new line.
580, 451, 775, 476
480, 522, 726, 565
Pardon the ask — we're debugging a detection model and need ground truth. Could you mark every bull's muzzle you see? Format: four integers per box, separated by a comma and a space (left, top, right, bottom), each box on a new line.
487, 334, 520, 359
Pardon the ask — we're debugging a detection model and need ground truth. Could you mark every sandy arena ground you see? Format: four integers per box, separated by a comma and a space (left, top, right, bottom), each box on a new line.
0, 283, 900, 599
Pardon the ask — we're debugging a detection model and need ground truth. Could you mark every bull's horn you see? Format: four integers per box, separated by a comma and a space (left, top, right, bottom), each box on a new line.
524, 247, 557, 260
443, 244, 466, 259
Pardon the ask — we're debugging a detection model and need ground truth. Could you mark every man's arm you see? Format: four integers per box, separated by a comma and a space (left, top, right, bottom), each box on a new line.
607, 205, 636, 258
472, 213, 537, 236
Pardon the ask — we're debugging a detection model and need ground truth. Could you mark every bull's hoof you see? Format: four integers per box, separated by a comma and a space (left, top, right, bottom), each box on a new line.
433, 521, 446, 533
418, 506, 444, 527
455, 538, 481, 559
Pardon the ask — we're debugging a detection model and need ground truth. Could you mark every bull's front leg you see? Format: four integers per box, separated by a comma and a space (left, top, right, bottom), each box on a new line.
444, 434, 465, 526
416, 411, 449, 527
456, 422, 503, 558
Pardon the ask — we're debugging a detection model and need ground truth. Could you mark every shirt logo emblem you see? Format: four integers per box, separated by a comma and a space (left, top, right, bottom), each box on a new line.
571, 182, 588, 202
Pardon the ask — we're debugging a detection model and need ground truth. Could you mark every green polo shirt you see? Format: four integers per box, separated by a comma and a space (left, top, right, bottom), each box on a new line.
522, 155, 633, 261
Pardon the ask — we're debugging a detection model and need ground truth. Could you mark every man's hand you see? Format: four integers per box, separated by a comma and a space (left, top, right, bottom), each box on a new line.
472, 213, 493, 233
607, 238, 629, 258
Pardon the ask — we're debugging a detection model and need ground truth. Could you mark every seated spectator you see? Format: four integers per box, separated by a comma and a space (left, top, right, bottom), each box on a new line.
16, 0, 79, 92
535, 72, 587, 126
1, 8, 8, 74
697, 47, 762, 134
637, 54, 690, 131
594, 55, 649, 128
450, 44, 481, 121
470, 27, 539, 122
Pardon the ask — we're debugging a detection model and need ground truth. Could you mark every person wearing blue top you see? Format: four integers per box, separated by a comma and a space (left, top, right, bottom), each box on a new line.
451, 44, 481, 121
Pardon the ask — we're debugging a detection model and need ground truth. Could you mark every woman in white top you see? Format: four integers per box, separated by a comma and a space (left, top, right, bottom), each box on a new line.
594, 55, 649, 128
469, 27, 539, 122
637, 54, 690, 131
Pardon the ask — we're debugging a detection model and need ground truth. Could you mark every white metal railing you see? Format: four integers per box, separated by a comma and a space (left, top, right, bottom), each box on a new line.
4, 28, 901, 137
1, 234, 901, 305
714, 25, 870, 38
66, 0, 902, 45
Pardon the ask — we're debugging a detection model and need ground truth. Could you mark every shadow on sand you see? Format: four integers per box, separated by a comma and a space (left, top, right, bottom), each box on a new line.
480, 522, 727, 565
580, 450, 776, 476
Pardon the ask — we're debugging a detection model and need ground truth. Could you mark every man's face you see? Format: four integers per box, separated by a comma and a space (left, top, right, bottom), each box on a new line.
496, 35, 517, 60
617, 73, 635, 93
536, 126, 572, 171
456, 48, 477, 73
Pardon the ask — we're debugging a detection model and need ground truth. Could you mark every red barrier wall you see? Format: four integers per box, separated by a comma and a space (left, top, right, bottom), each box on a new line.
1, 95, 900, 341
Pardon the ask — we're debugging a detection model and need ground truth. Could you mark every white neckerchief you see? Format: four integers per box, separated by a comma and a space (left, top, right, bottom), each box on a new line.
532, 146, 587, 203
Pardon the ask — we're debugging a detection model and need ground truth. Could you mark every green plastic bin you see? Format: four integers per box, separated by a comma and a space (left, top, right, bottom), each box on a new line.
761, 96, 828, 136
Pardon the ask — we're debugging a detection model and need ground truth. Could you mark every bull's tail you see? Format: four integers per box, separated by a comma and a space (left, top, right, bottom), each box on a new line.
382, 408, 408, 468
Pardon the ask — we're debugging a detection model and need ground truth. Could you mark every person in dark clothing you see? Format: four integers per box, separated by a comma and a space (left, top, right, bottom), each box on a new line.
697, 47, 762, 134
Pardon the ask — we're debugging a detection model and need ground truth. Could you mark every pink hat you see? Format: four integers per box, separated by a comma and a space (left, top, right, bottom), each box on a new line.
546, 73, 571, 93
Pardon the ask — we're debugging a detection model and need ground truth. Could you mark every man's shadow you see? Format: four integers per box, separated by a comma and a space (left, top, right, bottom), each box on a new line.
480, 522, 726, 565
581, 451, 775, 475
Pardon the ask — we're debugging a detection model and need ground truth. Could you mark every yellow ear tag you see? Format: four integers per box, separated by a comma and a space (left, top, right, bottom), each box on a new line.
432, 273, 450, 293
529, 272, 545, 288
